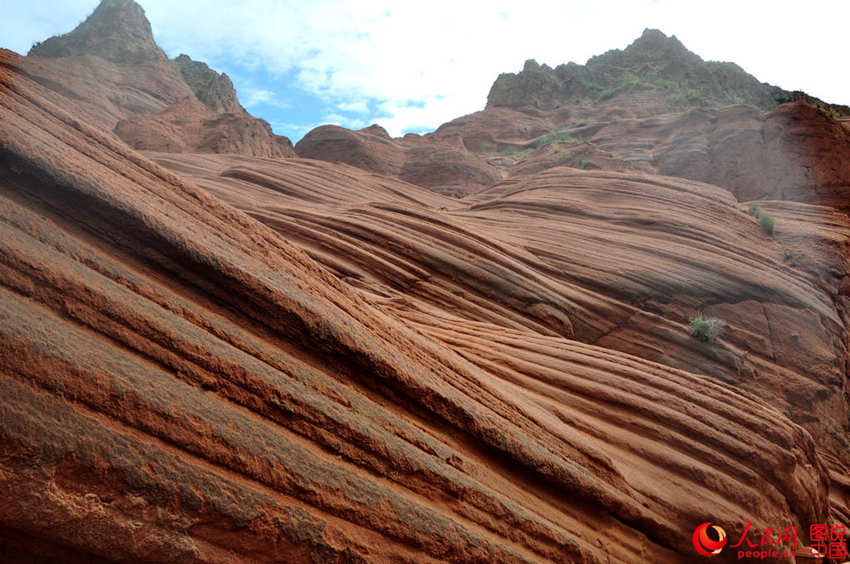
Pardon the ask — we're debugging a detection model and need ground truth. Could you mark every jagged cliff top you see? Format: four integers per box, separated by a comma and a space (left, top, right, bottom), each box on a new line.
28, 0, 166, 64
487, 28, 848, 116
22, 0, 293, 157
172, 54, 243, 114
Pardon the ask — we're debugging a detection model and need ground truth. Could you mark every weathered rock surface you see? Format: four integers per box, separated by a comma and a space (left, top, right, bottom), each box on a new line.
173, 53, 242, 114
2, 7, 849, 563
161, 153, 850, 484
4, 24, 849, 561
486, 28, 847, 117
297, 30, 850, 205
28, 0, 166, 64
430, 101, 850, 205
115, 96, 294, 158
22, 1, 294, 158
295, 124, 501, 196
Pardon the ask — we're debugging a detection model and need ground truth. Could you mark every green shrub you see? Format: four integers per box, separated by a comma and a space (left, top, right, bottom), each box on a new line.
535, 130, 581, 148
686, 90, 703, 104
599, 87, 618, 101
576, 158, 591, 169
647, 76, 676, 88
669, 89, 704, 106
759, 213, 775, 235
499, 147, 532, 158
689, 314, 724, 343
747, 205, 774, 235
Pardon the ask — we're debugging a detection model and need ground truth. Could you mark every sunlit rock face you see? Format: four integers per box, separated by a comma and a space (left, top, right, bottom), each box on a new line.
1, 4, 849, 563
294, 124, 502, 197
24, 0, 294, 158
299, 30, 850, 209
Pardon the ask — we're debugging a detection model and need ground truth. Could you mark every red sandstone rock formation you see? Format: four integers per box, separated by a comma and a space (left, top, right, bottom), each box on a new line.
295, 124, 501, 196
426, 100, 850, 206
1, 10, 849, 564
21, 0, 294, 158
115, 96, 294, 158
298, 31, 850, 208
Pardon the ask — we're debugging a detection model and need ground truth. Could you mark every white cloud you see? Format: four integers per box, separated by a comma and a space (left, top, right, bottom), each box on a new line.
336, 100, 369, 114
5, 1, 850, 137
242, 88, 290, 109
270, 122, 320, 140
143, 0, 850, 135
0, 1, 99, 55
322, 113, 369, 130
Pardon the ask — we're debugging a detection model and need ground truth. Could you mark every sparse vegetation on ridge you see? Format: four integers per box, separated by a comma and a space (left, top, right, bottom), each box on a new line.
499, 147, 533, 158
581, 80, 604, 92
759, 213, 775, 235
534, 130, 582, 148
581, 72, 707, 105
748, 205, 775, 235
689, 314, 724, 342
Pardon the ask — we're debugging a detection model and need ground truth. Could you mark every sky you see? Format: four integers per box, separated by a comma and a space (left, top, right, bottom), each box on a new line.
3, 1, 848, 142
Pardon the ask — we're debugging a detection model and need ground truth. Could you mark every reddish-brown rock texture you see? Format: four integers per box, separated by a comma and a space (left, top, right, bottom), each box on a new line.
1, 6, 849, 564
21, 0, 294, 158
298, 30, 850, 209
295, 124, 501, 197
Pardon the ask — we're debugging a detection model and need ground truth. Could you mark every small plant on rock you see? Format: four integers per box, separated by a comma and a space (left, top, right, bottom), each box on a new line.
759, 213, 775, 235
747, 205, 775, 235
689, 313, 724, 343
534, 130, 582, 148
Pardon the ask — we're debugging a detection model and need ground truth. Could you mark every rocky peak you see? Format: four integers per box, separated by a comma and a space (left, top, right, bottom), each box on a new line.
28, 0, 166, 64
522, 59, 551, 72
588, 28, 701, 69
172, 54, 242, 114
359, 124, 391, 139
21, 1, 295, 157
486, 29, 786, 112
627, 28, 689, 55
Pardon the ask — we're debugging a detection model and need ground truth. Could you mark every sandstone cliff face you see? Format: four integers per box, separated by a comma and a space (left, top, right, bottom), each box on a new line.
1, 7, 849, 564
298, 30, 850, 206
24, 0, 294, 158
115, 96, 294, 158
435, 101, 850, 206
295, 124, 501, 196
1, 57, 843, 558
173, 53, 242, 114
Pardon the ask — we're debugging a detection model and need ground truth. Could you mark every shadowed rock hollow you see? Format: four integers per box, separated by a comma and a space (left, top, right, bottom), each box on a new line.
1, 3, 849, 563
